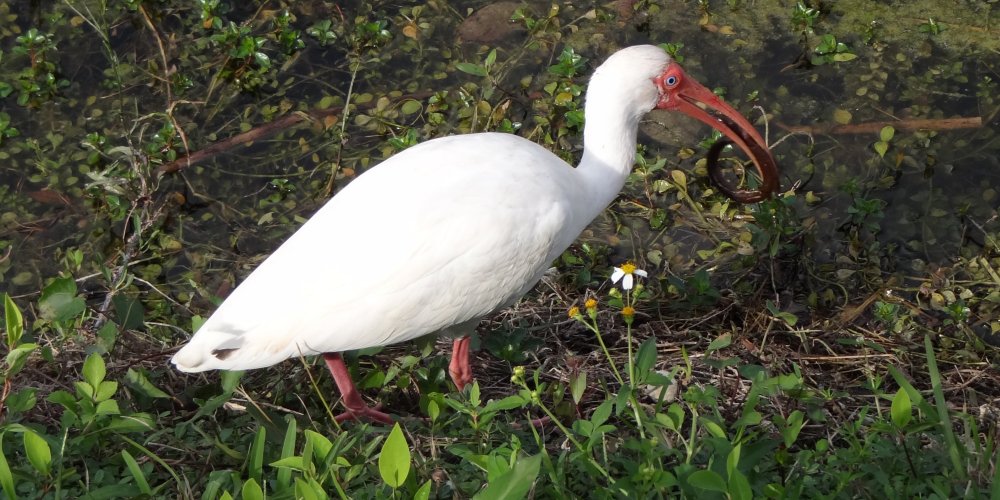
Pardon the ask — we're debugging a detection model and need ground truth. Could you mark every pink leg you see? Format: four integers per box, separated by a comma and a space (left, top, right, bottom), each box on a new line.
449, 336, 473, 390
322, 353, 392, 425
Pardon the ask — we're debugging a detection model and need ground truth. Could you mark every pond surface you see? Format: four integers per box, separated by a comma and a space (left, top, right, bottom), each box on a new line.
0, 0, 997, 323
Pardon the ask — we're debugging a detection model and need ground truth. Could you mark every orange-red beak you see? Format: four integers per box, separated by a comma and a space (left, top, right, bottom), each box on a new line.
655, 62, 779, 203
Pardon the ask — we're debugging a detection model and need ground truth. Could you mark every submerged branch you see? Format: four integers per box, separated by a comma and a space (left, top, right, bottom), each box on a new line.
778, 116, 983, 136
155, 91, 435, 176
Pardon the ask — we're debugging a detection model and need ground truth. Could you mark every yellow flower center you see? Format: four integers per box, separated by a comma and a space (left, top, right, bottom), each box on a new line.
584, 298, 598, 309
568, 306, 581, 318
622, 306, 636, 317
620, 262, 637, 275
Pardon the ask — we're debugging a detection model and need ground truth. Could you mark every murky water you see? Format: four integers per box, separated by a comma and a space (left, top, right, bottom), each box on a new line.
0, 0, 997, 309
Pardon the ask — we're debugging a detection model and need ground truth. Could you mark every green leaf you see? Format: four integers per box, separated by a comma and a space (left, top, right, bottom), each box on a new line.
591, 399, 613, 427
378, 423, 411, 488
891, 387, 912, 428
832, 52, 857, 62
473, 453, 541, 500
270, 456, 308, 471
706, 333, 732, 353
122, 450, 152, 495
482, 394, 528, 413
484, 48, 497, 68
0, 435, 14, 500
305, 429, 332, 463
248, 427, 266, 484
455, 62, 487, 77
687, 469, 727, 493
294, 477, 327, 500
873, 141, 888, 158
726, 442, 741, 478
635, 337, 658, 375
3, 294, 23, 349
569, 370, 586, 404
400, 100, 422, 115
82, 353, 106, 388
278, 418, 298, 488
124, 368, 170, 399
728, 469, 753, 500
241, 478, 264, 500
781, 410, 805, 448
38, 277, 85, 323
414, 479, 432, 500
112, 294, 145, 329
879, 125, 895, 142
24, 429, 51, 476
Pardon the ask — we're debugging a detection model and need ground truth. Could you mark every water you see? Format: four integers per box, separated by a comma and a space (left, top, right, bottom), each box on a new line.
0, 0, 997, 311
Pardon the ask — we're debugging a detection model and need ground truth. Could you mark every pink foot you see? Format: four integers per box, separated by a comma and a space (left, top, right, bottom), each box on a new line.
323, 353, 393, 425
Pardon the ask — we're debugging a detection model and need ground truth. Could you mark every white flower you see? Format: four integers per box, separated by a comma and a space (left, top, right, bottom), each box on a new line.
611, 261, 647, 290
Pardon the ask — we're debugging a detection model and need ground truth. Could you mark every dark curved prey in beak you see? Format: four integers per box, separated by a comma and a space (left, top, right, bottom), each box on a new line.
705, 113, 780, 203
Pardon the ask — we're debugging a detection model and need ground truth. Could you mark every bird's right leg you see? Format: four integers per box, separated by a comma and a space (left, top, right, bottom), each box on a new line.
449, 336, 473, 390
322, 353, 393, 424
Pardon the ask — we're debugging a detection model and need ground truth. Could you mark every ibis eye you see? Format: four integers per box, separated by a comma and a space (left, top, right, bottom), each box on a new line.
665, 75, 678, 86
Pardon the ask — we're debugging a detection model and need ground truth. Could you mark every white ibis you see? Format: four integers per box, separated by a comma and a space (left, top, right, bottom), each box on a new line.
171, 45, 778, 424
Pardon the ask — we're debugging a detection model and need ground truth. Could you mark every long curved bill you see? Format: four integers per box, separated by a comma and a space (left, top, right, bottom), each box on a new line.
655, 62, 779, 203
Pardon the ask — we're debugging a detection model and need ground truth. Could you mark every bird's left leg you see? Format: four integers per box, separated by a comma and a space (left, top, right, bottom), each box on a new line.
322, 353, 393, 424
449, 336, 473, 390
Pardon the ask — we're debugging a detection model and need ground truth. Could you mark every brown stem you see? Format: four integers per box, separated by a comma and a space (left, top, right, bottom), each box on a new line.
156, 91, 436, 176
777, 116, 983, 136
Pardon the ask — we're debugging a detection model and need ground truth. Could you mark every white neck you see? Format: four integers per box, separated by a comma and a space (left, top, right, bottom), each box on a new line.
574, 94, 644, 224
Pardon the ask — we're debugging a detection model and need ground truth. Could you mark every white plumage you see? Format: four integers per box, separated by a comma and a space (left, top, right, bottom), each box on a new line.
171, 45, 776, 423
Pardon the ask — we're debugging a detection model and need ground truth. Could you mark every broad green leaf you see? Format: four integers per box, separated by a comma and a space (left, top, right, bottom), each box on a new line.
305, 429, 332, 463
687, 469, 727, 493
482, 395, 528, 413
473, 453, 541, 500
726, 442, 741, 478
880, 125, 895, 142
832, 52, 857, 62
701, 418, 726, 439
635, 338, 658, 375
414, 479, 432, 500
248, 427, 266, 484
270, 456, 307, 471
241, 478, 264, 500
378, 423, 410, 488
569, 370, 586, 404
832, 108, 852, 124
3, 294, 23, 348
400, 100, 422, 115
706, 333, 731, 353
121, 450, 152, 495
124, 369, 170, 399
294, 477, 327, 500
891, 387, 912, 428
591, 399, 613, 427
38, 277, 85, 323
0, 435, 14, 500
874, 141, 888, 158
728, 469, 753, 500
82, 353, 106, 388
112, 294, 145, 329
782, 410, 805, 448
278, 418, 298, 488
455, 62, 487, 77
24, 429, 51, 476
670, 169, 687, 190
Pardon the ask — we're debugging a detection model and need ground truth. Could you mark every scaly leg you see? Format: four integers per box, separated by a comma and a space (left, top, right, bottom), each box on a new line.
449, 336, 473, 390
322, 353, 392, 424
